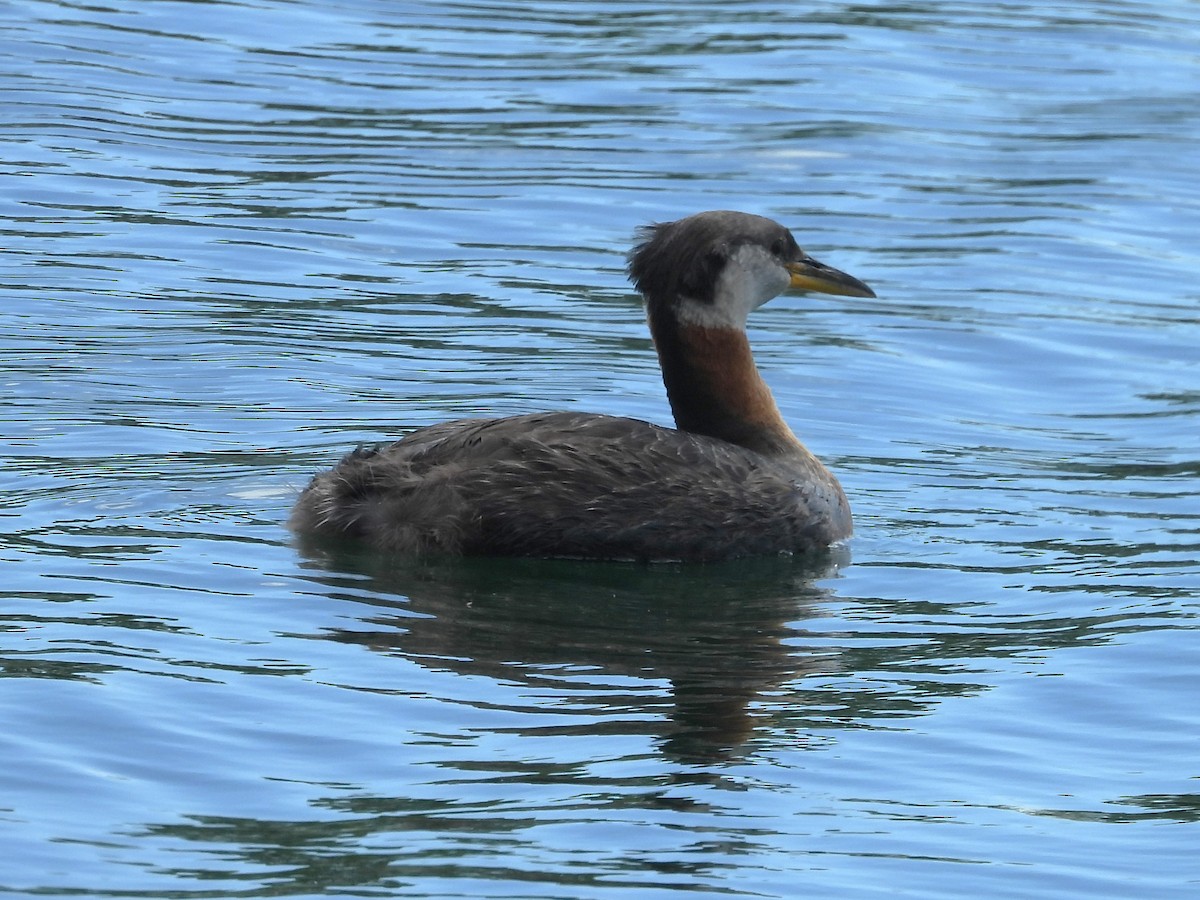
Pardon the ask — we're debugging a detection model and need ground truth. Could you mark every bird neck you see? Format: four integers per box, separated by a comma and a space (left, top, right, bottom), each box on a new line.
649, 309, 804, 457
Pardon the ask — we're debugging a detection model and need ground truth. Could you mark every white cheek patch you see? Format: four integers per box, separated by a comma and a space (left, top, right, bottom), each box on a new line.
669, 244, 791, 329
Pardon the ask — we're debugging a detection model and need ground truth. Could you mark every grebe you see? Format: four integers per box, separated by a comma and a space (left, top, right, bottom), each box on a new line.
290, 210, 875, 562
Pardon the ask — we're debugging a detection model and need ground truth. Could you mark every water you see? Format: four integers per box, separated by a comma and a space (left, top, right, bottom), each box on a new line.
3, 0, 1198, 896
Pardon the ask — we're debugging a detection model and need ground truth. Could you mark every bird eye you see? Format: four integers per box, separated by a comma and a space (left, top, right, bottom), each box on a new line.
771, 238, 786, 258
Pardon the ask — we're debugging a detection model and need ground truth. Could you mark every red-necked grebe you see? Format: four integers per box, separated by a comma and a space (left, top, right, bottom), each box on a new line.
290, 210, 875, 562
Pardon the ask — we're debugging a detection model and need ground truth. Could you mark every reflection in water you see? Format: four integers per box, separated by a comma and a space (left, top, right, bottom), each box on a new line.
121, 549, 852, 893
297, 542, 847, 762
1034, 793, 1200, 825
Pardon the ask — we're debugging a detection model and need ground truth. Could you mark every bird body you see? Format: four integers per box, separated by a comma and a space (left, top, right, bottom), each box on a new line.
290, 211, 874, 562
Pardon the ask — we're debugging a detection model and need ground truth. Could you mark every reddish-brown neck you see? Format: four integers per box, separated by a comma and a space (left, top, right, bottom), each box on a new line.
649, 317, 803, 457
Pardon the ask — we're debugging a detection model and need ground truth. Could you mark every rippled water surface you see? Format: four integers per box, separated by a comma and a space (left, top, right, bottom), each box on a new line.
3, 1, 1199, 897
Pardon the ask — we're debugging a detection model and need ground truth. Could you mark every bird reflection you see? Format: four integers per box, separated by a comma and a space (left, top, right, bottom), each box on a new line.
295, 542, 847, 761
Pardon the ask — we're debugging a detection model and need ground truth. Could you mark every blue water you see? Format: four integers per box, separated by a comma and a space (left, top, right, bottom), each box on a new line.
3, 1, 1199, 897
